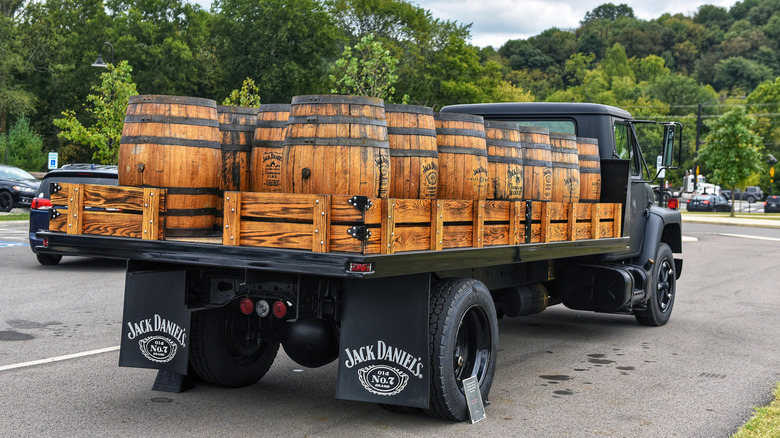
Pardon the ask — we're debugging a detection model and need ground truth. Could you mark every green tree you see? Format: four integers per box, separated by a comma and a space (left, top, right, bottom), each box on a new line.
222, 77, 262, 107
699, 107, 764, 216
212, 0, 343, 103
330, 33, 399, 99
53, 61, 138, 164
0, 0, 36, 135
0, 117, 45, 170
582, 3, 635, 24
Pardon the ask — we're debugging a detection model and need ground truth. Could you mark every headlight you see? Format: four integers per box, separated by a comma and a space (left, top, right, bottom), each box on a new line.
13, 185, 36, 194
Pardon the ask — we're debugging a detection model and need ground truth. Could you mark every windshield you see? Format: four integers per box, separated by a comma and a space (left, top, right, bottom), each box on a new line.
0, 167, 37, 181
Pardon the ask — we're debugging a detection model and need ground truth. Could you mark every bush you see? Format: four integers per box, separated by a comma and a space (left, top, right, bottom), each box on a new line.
0, 118, 46, 171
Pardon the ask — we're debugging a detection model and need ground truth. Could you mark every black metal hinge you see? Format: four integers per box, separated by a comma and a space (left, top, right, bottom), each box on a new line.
347, 226, 372, 241
49, 208, 61, 220
347, 196, 372, 211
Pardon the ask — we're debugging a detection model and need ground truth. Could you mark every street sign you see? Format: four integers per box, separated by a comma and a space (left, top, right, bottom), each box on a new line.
48, 152, 59, 170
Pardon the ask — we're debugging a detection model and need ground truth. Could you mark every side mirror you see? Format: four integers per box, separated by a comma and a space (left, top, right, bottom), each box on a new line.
661, 123, 681, 169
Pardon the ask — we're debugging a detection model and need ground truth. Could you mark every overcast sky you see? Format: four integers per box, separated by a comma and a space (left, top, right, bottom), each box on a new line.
191, 0, 740, 48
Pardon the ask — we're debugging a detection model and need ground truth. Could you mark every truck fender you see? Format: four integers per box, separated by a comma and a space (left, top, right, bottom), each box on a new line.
633, 206, 682, 278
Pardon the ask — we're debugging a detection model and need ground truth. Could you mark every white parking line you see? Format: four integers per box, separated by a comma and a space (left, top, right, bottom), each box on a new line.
719, 233, 780, 242
0, 346, 120, 372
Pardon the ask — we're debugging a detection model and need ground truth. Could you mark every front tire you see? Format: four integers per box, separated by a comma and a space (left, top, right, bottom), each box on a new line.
426, 278, 498, 421
190, 302, 279, 388
747, 196, 756, 203
636, 243, 676, 326
0, 191, 13, 212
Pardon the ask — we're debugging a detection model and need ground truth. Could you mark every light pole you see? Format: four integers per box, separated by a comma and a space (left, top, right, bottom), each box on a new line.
693, 95, 745, 191
91, 42, 115, 68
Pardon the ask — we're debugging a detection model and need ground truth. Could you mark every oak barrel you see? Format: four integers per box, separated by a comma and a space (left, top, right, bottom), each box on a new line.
284, 95, 390, 197
385, 104, 438, 199
518, 126, 552, 201
119, 95, 221, 237
549, 133, 580, 203
484, 120, 523, 199
434, 112, 488, 200
217, 105, 257, 192
250, 104, 291, 192
577, 137, 601, 203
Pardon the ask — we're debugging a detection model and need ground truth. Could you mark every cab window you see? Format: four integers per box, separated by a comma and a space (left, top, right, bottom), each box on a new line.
614, 123, 638, 175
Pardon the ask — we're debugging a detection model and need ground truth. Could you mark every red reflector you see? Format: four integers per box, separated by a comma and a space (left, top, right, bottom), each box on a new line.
348, 262, 372, 273
43, 238, 49, 248
272, 301, 287, 318
31, 198, 52, 210
239, 298, 254, 315
667, 198, 678, 209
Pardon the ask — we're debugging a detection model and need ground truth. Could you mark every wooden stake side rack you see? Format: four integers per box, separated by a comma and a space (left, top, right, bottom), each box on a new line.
49, 183, 622, 255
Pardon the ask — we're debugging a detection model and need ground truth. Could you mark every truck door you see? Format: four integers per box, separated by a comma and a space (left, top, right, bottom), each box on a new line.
614, 121, 651, 255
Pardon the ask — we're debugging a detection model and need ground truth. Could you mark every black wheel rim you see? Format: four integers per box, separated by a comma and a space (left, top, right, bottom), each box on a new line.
453, 305, 492, 389
657, 258, 675, 313
223, 310, 265, 365
0, 193, 11, 210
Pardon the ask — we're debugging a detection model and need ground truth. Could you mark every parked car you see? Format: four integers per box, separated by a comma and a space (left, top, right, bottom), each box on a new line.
686, 194, 732, 212
0, 164, 40, 212
721, 186, 764, 203
29, 164, 118, 265
765, 196, 780, 213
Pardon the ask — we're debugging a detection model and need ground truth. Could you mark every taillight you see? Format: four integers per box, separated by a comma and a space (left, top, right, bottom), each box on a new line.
348, 262, 373, 273
31, 198, 52, 210
702, 200, 710, 205
239, 297, 254, 315
272, 301, 288, 318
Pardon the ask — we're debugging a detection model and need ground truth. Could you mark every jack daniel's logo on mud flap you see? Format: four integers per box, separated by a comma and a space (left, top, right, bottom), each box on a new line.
357, 365, 409, 396
344, 340, 423, 396
126, 314, 187, 364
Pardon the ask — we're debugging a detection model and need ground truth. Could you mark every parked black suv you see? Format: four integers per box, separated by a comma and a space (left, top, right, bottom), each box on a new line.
28, 164, 118, 265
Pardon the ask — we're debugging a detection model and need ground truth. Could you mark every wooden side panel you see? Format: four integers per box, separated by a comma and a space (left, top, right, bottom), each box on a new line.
223, 191, 241, 245
81, 211, 143, 238
142, 188, 162, 240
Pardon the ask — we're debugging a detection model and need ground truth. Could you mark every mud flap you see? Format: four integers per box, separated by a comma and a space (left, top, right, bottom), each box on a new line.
118, 270, 190, 375
336, 273, 430, 409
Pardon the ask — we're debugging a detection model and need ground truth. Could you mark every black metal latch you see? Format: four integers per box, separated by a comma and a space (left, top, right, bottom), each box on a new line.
347, 226, 372, 241
347, 196, 372, 211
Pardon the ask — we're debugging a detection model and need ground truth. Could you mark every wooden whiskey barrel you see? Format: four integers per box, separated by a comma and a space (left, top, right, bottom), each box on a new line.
577, 137, 601, 203
434, 112, 488, 200
284, 95, 390, 197
484, 120, 523, 200
217, 105, 257, 192
549, 133, 580, 203
119, 95, 221, 237
250, 104, 291, 192
385, 104, 438, 199
518, 126, 552, 201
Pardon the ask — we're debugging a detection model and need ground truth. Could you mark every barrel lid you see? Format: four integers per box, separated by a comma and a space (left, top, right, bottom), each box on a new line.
129, 94, 217, 108
485, 120, 520, 130
291, 94, 385, 107
385, 104, 434, 116
434, 111, 484, 124
576, 137, 599, 144
217, 105, 259, 115
549, 133, 577, 140
517, 125, 549, 135
258, 103, 292, 112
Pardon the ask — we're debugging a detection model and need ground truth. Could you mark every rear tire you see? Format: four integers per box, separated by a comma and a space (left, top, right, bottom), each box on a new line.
636, 243, 676, 326
36, 253, 62, 265
426, 278, 498, 421
190, 302, 279, 388
747, 196, 756, 203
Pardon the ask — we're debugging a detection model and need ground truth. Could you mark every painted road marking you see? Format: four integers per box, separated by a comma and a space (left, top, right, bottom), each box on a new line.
719, 233, 780, 242
0, 241, 25, 247
0, 346, 120, 372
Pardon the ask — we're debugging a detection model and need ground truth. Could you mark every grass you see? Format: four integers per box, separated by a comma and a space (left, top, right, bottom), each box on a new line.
732, 383, 780, 438
680, 211, 780, 221
0, 213, 29, 221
